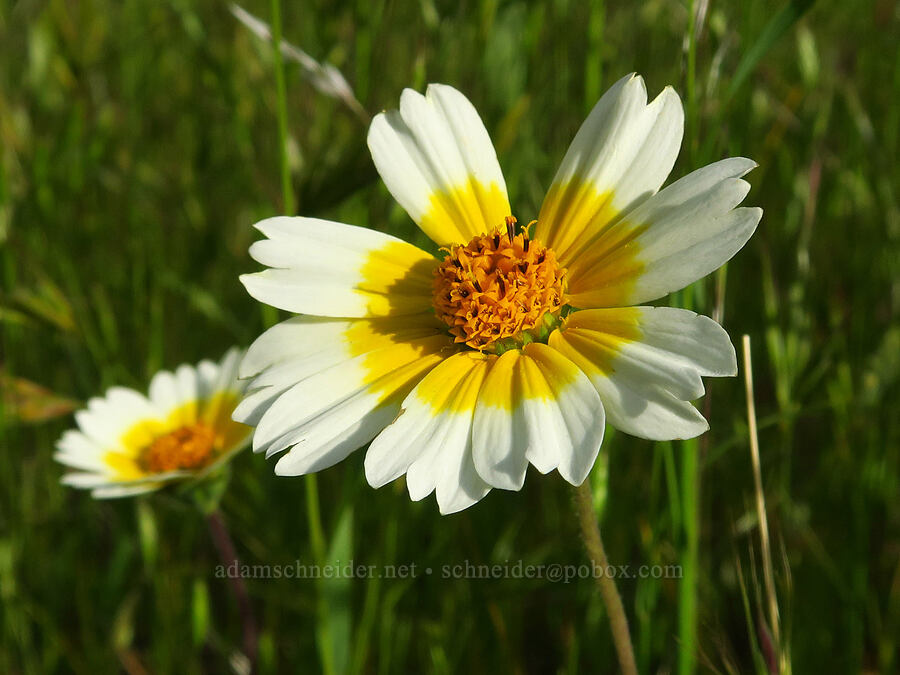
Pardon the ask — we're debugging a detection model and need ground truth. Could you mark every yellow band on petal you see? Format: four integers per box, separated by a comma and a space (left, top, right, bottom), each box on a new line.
563, 223, 648, 308
538, 178, 618, 260
344, 315, 447, 358
103, 451, 145, 481
120, 416, 172, 459
358, 334, 457, 405
473, 349, 519, 410
420, 178, 511, 246
537, 177, 647, 308
414, 351, 494, 414
477, 342, 580, 410
201, 391, 249, 450
548, 308, 642, 376
341, 315, 458, 406
357, 240, 438, 315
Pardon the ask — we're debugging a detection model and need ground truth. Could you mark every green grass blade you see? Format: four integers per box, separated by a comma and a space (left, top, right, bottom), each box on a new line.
726, 0, 816, 101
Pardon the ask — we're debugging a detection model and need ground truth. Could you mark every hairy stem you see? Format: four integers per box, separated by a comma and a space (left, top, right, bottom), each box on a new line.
574, 481, 638, 675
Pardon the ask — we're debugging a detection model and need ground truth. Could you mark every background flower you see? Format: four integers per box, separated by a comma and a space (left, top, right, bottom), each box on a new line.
55, 349, 250, 498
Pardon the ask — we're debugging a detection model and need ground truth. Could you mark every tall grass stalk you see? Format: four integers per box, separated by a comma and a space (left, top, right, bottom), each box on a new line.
675, 283, 701, 675
269, 0, 295, 217
743, 335, 786, 672
676, 2, 705, 666
683, 0, 702, 162
677, 436, 699, 675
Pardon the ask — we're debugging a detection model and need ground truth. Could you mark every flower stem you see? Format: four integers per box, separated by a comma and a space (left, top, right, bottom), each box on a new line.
207, 509, 258, 671
574, 481, 638, 675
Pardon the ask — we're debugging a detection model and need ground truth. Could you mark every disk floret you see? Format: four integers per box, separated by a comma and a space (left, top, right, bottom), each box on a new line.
141, 424, 217, 473
432, 217, 567, 351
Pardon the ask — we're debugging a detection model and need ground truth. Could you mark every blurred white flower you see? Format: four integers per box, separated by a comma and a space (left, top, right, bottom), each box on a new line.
56, 349, 250, 498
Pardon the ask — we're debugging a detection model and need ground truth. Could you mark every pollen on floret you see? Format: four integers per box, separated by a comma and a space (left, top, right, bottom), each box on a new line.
140, 423, 218, 473
432, 216, 567, 352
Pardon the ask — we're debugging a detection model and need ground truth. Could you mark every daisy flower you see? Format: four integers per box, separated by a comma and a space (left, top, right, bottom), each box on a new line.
56, 349, 251, 498
237, 73, 761, 514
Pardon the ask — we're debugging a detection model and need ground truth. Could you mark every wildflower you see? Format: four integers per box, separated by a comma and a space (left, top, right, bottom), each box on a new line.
238, 74, 761, 513
56, 349, 250, 497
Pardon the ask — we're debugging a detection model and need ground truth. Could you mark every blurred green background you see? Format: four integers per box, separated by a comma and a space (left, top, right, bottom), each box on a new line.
1, 0, 898, 672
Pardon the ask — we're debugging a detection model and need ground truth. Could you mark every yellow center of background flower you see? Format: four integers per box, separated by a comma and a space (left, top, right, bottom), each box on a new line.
140, 423, 217, 473
432, 217, 567, 352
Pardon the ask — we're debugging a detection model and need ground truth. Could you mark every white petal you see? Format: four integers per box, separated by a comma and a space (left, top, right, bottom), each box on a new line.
238, 315, 351, 380
60, 472, 116, 488
472, 343, 605, 490
536, 73, 684, 263
241, 216, 436, 317
590, 377, 709, 440
549, 307, 736, 440
233, 315, 446, 427
198, 347, 244, 400
251, 334, 451, 476
74, 387, 158, 449
365, 352, 493, 514
567, 157, 761, 307
55, 430, 106, 471
195, 348, 251, 452
196, 359, 222, 400
367, 84, 511, 246
147, 364, 200, 422
91, 483, 161, 499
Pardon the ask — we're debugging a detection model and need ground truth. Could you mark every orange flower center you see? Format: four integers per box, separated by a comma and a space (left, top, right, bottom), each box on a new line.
432, 217, 567, 352
140, 423, 217, 473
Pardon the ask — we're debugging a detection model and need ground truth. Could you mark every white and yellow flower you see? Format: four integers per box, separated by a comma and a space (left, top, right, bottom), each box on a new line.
56, 349, 251, 498
237, 74, 761, 514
